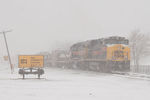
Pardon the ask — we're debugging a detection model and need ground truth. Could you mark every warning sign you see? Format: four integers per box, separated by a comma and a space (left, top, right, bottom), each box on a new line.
3, 56, 8, 61
19, 55, 44, 68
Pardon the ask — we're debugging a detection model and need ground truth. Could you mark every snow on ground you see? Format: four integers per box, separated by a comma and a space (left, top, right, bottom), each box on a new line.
0, 64, 150, 100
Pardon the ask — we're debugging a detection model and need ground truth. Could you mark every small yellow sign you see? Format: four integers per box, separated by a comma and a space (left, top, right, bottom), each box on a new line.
3, 56, 8, 61
19, 55, 44, 68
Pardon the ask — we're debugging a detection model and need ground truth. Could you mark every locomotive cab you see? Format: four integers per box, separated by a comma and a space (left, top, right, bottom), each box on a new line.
106, 37, 130, 71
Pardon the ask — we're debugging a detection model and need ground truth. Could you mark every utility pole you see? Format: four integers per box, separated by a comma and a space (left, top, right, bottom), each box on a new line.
0, 30, 13, 74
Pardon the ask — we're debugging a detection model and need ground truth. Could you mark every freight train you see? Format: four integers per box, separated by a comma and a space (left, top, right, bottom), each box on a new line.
69, 36, 130, 72
50, 36, 130, 73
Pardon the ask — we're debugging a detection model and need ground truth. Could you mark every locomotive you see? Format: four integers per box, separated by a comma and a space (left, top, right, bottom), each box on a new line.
69, 36, 130, 72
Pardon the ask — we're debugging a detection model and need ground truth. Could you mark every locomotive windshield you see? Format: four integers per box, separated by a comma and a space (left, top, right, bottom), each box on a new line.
104, 39, 129, 45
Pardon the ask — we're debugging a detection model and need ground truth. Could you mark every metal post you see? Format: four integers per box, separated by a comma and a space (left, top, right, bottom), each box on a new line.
3, 32, 13, 73
0, 30, 13, 73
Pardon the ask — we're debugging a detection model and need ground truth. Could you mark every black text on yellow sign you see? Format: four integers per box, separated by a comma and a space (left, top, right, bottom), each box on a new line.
19, 55, 44, 68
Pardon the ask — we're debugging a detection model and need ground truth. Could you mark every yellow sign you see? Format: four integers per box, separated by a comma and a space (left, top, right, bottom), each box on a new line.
19, 55, 44, 68
4, 56, 8, 61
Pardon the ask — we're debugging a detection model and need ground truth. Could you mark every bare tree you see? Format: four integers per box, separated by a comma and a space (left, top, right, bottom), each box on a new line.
129, 30, 150, 67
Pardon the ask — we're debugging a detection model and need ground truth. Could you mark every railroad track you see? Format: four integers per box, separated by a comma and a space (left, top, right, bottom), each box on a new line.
112, 71, 150, 80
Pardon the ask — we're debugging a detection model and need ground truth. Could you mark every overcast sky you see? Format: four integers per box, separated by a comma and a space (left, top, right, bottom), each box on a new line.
0, 0, 149, 55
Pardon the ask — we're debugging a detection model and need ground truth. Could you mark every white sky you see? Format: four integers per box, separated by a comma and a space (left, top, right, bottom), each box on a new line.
0, 0, 150, 55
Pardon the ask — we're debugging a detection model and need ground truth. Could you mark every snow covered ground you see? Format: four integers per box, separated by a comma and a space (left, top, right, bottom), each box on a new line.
0, 65, 150, 100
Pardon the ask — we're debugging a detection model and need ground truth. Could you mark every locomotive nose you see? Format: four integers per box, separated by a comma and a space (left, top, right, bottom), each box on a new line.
112, 45, 129, 61
107, 44, 130, 61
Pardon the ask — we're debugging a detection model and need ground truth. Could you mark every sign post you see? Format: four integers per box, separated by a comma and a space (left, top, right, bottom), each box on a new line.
0, 30, 13, 73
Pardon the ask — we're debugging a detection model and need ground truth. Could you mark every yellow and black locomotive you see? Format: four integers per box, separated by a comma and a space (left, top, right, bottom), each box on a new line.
70, 36, 130, 72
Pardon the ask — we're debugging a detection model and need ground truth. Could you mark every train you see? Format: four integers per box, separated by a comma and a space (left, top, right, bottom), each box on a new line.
47, 36, 130, 73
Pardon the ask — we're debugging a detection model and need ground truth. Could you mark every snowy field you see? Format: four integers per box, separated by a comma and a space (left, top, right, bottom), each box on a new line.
0, 65, 150, 100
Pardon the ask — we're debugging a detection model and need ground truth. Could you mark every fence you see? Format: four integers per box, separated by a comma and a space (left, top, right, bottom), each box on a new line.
130, 65, 150, 75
